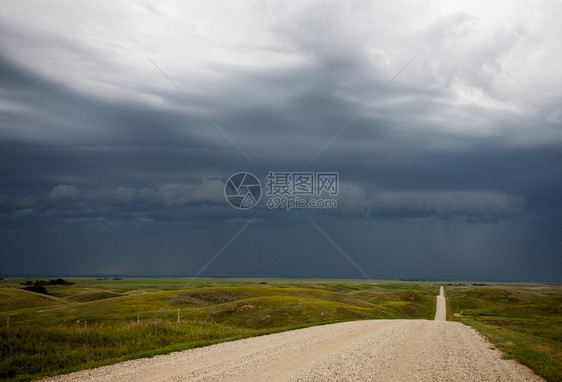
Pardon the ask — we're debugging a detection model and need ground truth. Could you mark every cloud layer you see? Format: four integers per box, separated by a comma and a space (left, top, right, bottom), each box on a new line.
0, 1, 561, 280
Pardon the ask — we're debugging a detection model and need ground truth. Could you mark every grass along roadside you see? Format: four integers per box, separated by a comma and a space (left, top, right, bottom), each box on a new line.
447, 286, 562, 382
0, 320, 254, 381
1, 319, 354, 382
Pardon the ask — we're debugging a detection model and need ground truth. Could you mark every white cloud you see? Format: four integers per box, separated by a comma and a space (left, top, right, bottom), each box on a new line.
1, 0, 561, 146
90, 180, 224, 207
0, 194, 35, 209
12, 208, 34, 219
48, 184, 80, 203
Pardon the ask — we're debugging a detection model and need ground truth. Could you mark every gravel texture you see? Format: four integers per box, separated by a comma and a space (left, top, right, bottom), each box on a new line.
39, 288, 544, 382
434, 286, 446, 321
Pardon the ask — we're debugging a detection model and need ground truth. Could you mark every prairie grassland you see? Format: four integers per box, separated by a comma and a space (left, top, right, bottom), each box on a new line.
0, 278, 437, 381
447, 285, 562, 382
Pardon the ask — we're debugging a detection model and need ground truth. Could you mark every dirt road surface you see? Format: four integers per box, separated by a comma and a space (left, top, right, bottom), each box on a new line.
40, 288, 544, 382
434, 285, 446, 321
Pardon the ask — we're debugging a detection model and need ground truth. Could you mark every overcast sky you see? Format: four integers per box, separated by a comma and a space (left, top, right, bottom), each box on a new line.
1, 1, 561, 281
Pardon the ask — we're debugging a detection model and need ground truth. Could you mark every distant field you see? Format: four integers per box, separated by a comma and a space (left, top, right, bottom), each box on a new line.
0, 277, 437, 381
447, 285, 562, 382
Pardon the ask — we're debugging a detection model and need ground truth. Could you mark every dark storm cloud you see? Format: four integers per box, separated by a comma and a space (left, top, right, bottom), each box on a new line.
337, 190, 525, 224
0, 1, 561, 280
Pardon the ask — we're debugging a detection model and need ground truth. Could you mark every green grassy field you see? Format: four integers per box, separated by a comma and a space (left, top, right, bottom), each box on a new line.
3, 278, 560, 382
446, 285, 562, 382
0, 277, 437, 381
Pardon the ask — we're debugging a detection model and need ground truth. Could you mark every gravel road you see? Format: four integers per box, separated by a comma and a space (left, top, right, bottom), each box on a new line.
40, 288, 544, 382
434, 286, 446, 321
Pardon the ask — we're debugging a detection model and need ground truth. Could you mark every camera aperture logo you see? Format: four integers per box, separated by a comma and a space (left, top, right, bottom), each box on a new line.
224, 171, 338, 210
224, 172, 262, 210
